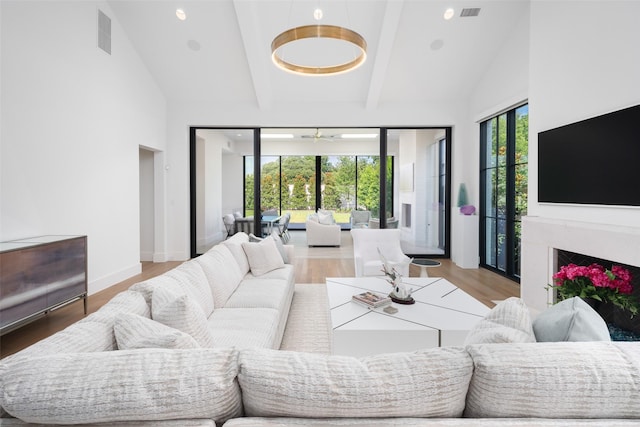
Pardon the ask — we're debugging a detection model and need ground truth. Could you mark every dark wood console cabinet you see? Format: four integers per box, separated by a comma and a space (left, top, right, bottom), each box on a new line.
0, 235, 87, 335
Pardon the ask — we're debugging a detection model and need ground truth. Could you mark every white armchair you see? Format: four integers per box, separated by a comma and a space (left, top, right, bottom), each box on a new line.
350, 210, 370, 229
350, 229, 411, 277
306, 211, 341, 247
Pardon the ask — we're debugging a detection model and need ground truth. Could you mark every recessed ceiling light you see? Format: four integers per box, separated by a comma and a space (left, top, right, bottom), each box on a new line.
444, 8, 455, 20
187, 40, 201, 51
313, 8, 323, 20
430, 39, 444, 51
262, 134, 294, 139
176, 8, 186, 21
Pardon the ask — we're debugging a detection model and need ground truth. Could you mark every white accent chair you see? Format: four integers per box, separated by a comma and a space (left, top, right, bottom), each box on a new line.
350, 210, 371, 229
351, 229, 411, 277
306, 210, 341, 247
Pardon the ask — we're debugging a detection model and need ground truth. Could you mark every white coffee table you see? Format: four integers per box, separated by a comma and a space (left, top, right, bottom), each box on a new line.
326, 277, 490, 357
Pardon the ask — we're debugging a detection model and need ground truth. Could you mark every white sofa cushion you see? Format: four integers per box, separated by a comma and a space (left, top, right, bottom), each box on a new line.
464, 297, 536, 345
242, 237, 285, 276
245, 264, 294, 282
465, 342, 640, 419
270, 231, 289, 263
164, 259, 215, 317
533, 296, 611, 342
208, 308, 281, 349
317, 209, 335, 225
114, 313, 199, 350
129, 262, 215, 319
195, 244, 244, 308
0, 348, 242, 424
83, 290, 151, 321
225, 278, 293, 311
1, 321, 115, 363
237, 347, 473, 418
152, 287, 215, 348
223, 418, 640, 426
221, 232, 251, 275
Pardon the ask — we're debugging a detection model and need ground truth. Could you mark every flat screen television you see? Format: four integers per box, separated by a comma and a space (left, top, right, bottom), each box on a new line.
538, 104, 640, 207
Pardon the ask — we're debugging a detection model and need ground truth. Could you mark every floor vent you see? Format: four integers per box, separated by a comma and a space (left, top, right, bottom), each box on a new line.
460, 8, 481, 17
97, 9, 111, 54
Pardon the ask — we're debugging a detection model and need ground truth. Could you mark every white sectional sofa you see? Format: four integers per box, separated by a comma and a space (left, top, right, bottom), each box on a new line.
1, 237, 640, 426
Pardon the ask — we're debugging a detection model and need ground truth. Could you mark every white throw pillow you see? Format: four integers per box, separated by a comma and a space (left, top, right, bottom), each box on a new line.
270, 231, 289, 263
114, 313, 199, 350
238, 347, 473, 418
464, 297, 536, 345
532, 296, 611, 342
242, 237, 285, 276
151, 287, 215, 348
317, 209, 334, 225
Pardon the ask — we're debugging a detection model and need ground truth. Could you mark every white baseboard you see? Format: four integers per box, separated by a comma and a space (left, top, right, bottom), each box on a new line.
88, 263, 142, 295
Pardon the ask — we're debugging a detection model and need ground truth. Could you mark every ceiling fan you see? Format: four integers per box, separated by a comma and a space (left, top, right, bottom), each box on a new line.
300, 128, 339, 142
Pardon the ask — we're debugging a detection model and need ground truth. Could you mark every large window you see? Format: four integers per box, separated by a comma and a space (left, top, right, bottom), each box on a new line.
480, 104, 528, 280
190, 126, 452, 258
244, 155, 383, 228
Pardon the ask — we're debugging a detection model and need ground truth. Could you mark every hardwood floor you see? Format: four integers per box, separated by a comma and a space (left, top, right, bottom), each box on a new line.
0, 231, 519, 359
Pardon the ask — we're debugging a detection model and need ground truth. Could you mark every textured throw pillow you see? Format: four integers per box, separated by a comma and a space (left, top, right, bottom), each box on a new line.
114, 313, 199, 350
151, 287, 215, 348
317, 209, 334, 225
464, 297, 536, 345
242, 237, 285, 276
465, 342, 640, 418
533, 296, 611, 342
238, 347, 473, 418
0, 348, 242, 424
270, 231, 289, 263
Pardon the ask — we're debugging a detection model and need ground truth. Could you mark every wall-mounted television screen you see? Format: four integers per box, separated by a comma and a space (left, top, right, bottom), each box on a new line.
538, 104, 640, 207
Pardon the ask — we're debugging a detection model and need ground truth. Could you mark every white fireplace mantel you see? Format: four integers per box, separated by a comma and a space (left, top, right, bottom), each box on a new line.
520, 216, 640, 314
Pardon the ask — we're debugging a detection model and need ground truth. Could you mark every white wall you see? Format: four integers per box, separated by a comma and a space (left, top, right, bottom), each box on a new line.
528, 0, 640, 227
453, 6, 530, 268
520, 1, 640, 311
1, 1, 167, 294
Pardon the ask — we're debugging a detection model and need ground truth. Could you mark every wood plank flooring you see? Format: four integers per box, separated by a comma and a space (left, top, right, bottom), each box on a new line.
0, 231, 519, 359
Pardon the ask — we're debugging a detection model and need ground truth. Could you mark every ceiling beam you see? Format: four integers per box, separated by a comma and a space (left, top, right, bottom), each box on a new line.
233, 0, 272, 110
365, 0, 404, 110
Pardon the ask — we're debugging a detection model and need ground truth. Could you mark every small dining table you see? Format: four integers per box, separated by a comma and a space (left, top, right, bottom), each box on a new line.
261, 215, 281, 235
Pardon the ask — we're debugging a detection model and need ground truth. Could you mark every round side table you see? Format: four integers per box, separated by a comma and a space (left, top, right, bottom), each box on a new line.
411, 258, 441, 277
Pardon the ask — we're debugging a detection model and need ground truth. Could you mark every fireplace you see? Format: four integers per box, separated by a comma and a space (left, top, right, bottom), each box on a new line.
554, 249, 640, 334
520, 216, 640, 317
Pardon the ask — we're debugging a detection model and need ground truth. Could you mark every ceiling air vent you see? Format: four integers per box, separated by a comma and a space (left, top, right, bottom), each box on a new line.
460, 8, 481, 17
97, 9, 111, 54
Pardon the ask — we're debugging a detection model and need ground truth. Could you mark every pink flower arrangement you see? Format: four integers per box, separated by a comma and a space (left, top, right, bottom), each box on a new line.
551, 263, 638, 316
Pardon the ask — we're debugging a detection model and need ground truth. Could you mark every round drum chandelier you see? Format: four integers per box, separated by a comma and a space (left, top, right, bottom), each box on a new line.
271, 24, 367, 76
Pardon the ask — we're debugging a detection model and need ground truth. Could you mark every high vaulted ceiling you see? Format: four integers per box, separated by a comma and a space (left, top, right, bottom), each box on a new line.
108, 0, 529, 109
